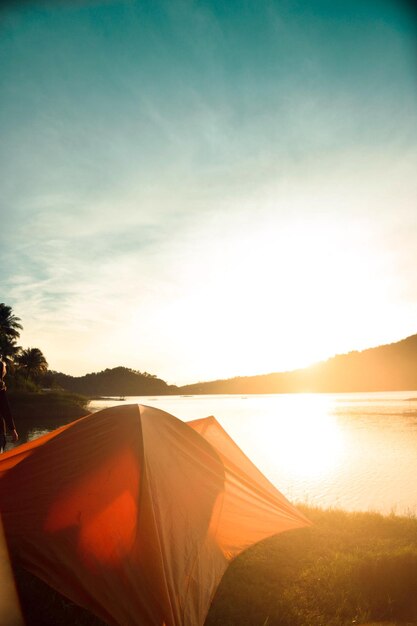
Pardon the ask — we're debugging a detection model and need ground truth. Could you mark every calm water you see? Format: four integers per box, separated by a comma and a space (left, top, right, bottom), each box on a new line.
24, 392, 417, 516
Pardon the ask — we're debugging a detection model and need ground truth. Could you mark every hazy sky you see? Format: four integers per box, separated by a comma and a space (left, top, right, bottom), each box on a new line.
1, 0, 416, 384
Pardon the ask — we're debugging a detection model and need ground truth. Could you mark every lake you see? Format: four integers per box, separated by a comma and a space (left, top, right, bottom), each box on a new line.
22, 391, 417, 516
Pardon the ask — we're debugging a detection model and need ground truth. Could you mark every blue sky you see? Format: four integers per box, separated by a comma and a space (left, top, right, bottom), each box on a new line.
1, 0, 416, 384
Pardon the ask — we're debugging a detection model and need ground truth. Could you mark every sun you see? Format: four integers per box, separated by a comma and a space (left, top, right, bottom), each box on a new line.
119, 212, 393, 385
170, 215, 389, 378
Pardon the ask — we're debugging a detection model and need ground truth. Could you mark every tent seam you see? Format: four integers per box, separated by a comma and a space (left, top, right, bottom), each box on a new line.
140, 405, 178, 626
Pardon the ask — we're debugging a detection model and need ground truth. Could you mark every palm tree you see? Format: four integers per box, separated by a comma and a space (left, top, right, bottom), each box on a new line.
17, 348, 48, 381
0, 303, 22, 368
0, 303, 23, 341
0, 335, 20, 365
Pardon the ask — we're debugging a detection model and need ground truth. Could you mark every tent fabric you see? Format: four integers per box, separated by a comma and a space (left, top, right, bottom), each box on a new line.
0, 404, 310, 626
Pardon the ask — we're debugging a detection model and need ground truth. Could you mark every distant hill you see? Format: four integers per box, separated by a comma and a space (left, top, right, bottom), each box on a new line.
52, 334, 417, 396
53, 367, 178, 396
178, 334, 417, 394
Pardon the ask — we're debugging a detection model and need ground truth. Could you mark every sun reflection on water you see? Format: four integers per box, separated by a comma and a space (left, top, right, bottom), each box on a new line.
245, 394, 346, 482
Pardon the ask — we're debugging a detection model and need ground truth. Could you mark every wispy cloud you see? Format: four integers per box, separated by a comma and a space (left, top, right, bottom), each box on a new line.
1, 0, 417, 382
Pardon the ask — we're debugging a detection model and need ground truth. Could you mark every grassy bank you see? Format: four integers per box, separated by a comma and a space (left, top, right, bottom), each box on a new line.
12, 506, 417, 626
206, 506, 417, 626
8, 390, 89, 422
5, 390, 90, 450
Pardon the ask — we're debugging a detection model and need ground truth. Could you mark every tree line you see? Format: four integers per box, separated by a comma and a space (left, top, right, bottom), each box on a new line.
0, 302, 173, 396
0, 303, 49, 390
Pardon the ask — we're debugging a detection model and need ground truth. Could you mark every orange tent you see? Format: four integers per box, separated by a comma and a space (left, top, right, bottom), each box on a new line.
0, 404, 309, 626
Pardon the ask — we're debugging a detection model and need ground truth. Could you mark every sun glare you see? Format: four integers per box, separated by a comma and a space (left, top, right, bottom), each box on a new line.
182, 217, 388, 378
246, 395, 346, 481
119, 214, 394, 385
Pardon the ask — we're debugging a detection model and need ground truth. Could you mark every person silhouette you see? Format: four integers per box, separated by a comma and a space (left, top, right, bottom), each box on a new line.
0, 357, 18, 453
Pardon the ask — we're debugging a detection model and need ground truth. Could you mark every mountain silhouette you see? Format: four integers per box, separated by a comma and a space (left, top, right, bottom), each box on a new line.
53, 334, 417, 396
178, 334, 417, 394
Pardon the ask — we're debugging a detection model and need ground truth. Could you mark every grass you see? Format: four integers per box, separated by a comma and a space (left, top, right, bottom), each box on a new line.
206, 506, 417, 626
11, 505, 417, 626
